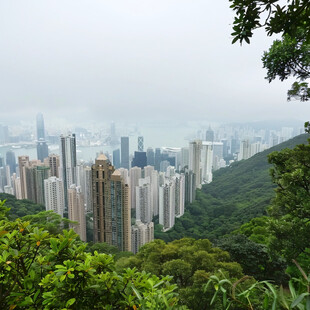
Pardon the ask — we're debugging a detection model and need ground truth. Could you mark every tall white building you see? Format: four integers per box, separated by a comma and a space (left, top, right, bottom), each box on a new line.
18, 156, 30, 199
189, 140, 202, 189
136, 177, 152, 224
68, 185, 86, 241
0, 167, 6, 192
173, 173, 185, 218
44, 176, 65, 216
250, 142, 261, 157
165, 166, 176, 178
83, 166, 93, 212
129, 166, 141, 210
60, 134, 77, 213
5, 165, 11, 187
212, 142, 224, 171
118, 168, 129, 185
159, 180, 175, 231
75, 163, 92, 212
201, 142, 213, 184
131, 220, 154, 254
144, 166, 159, 217
239, 139, 251, 160
11, 173, 22, 199
4, 185, 14, 195
180, 147, 189, 171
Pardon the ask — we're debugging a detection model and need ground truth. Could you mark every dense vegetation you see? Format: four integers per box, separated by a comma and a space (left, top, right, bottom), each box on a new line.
156, 134, 309, 242
0, 201, 184, 309
116, 238, 244, 309
0, 193, 45, 220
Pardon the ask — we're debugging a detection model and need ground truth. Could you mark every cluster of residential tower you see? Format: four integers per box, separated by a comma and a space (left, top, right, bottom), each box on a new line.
0, 115, 300, 253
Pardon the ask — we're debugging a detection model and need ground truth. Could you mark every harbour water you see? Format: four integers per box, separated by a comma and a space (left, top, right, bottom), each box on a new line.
0, 125, 197, 163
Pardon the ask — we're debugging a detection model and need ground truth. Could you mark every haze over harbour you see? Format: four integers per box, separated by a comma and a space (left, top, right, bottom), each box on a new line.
0, 118, 306, 164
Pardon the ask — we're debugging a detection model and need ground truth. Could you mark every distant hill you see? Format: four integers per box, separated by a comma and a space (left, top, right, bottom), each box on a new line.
155, 134, 309, 242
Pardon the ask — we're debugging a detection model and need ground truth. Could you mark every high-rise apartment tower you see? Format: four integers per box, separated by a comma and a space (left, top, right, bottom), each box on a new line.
92, 154, 131, 251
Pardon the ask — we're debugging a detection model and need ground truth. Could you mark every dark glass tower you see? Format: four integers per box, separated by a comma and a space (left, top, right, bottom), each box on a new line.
37, 139, 49, 162
131, 151, 147, 169
146, 147, 155, 166
154, 148, 161, 171
121, 137, 129, 169
6, 150, 16, 174
113, 149, 121, 169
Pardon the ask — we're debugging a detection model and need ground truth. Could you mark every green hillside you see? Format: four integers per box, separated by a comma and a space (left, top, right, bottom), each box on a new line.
0, 193, 45, 220
155, 134, 309, 242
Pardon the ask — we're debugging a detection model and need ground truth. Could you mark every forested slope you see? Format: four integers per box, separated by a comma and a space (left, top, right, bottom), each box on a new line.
0, 193, 45, 220
155, 134, 309, 242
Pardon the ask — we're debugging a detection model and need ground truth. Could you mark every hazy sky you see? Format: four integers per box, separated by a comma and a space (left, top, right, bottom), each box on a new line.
1, 0, 310, 124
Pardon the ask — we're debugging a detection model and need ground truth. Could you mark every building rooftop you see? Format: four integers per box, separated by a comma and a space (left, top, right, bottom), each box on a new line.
112, 169, 121, 176
97, 154, 107, 161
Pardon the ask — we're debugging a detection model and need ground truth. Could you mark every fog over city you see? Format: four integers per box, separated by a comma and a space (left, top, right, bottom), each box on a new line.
1, 0, 310, 125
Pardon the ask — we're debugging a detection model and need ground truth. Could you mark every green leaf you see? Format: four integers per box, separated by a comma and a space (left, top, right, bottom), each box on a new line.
291, 293, 309, 308
210, 290, 218, 305
232, 36, 239, 44
131, 284, 142, 301
66, 298, 76, 307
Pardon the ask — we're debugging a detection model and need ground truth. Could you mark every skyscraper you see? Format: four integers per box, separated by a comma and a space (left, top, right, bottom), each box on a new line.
184, 168, 196, 203
131, 221, 154, 254
136, 177, 152, 224
6, 150, 16, 174
146, 147, 155, 166
18, 156, 30, 199
138, 136, 144, 152
60, 133, 77, 213
189, 140, 202, 189
37, 139, 49, 162
159, 180, 175, 231
180, 147, 189, 171
154, 148, 161, 171
113, 149, 120, 169
121, 136, 129, 170
36, 113, 45, 140
45, 154, 60, 178
212, 142, 224, 171
92, 154, 131, 251
129, 166, 142, 210
131, 151, 147, 169
44, 176, 65, 216
0, 167, 6, 192
68, 185, 86, 241
144, 166, 159, 217
34, 166, 50, 205
201, 142, 213, 184
173, 174, 185, 218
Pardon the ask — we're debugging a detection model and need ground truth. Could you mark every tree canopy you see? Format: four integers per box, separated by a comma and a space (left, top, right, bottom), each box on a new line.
117, 238, 244, 310
230, 0, 310, 44
230, 0, 310, 101
267, 138, 310, 262
0, 200, 184, 309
